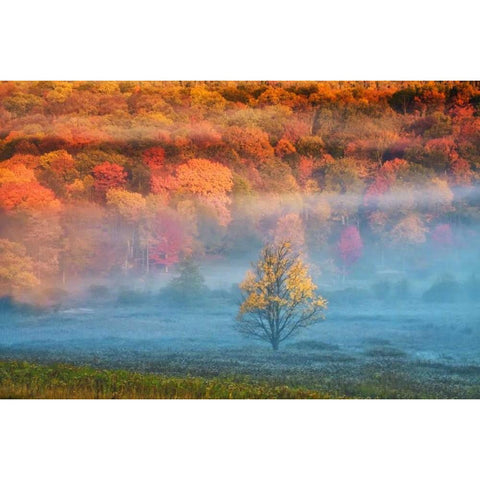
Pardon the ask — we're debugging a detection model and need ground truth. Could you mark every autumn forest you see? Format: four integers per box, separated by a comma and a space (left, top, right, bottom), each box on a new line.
2, 81, 480, 398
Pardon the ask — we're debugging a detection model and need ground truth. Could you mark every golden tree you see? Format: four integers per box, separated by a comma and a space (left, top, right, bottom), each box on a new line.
237, 241, 327, 350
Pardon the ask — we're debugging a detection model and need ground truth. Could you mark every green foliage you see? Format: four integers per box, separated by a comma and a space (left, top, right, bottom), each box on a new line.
295, 135, 325, 157
163, 258, 208, 304
87, 284, 110, 300
117, 288, 151, 305
38, 287, 69, 306
364, 346, 407, 358
0, 361, 330, 399
423, 113, 453, 139
2, 357, 480, 399
323, 158, 364, 193
388, 87, 418, 114
0, 296, 41, 314
290, 340, 340, 351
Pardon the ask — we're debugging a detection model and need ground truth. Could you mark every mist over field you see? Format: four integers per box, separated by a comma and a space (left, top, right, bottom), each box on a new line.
2, 80, 480, 397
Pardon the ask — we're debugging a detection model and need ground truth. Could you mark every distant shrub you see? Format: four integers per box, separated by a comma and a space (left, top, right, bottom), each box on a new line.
0, 296, 43, 315
327, 287, 371, 305
464, 274, 480, 302
229, 282, 242, 301
364, 346, 407, 358
392, 279, 411, 300
0, 296, 16, 312
87, 284, 110, 300
363, 337, 391, 346
461, 326, 473, 336
117, 289, 150, 305
422, 274, 460, 303
40, 287, 69, 307
209, 289, 233, 300
371, 280, 391, 300
160, 258, 209, 305
291, 340, 340, 351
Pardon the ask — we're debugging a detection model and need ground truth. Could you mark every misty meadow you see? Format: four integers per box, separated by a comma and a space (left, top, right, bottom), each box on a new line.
2, 81, 480, 398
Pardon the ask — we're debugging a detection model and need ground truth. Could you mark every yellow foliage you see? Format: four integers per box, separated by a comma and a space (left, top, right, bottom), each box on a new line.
238, 241, 327, 350
390, 214, 427, 245
0, 239, 39, 296
106, 189, 146, 223
0, 165, 36, 184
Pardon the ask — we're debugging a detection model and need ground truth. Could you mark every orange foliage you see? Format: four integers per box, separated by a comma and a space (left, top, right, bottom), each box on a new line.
0, 181, 61, 213
176, 158, 233, 226
275, 137, 296, 157
223, 126, 274, 161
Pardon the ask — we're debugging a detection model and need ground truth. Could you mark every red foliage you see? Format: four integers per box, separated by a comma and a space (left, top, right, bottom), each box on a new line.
275, 137, 296, 158
42, 150, 76, 179
449, 155, 473, 185
297, 157, 314, 185
149, 213, 184, 269
14, 139, 40, 155
187, 121, 222, 149
93, 162, 127, 198
364, 158, 409, 206
337, 225, 363, 270
425, 137, 456, 156
283, 118, 311, 143
142, 147, 166, 170
150, 172, 178, 195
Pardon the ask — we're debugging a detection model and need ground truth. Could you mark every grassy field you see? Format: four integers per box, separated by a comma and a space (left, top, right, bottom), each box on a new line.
2, 353, 480, 399
0, 361, 337, 399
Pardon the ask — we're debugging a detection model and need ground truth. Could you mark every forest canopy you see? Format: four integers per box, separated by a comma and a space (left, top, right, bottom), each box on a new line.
1, 81, 480, 301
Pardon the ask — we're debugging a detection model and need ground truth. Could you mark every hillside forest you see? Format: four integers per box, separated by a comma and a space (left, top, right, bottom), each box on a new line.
1, 81, 480, 304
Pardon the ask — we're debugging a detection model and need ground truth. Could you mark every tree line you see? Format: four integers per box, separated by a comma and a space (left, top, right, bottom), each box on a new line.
1, 81, 480, 300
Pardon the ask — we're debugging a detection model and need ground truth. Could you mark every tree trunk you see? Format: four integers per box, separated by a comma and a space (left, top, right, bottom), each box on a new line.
310, 108, 319, 135
124, 239, 130, 275
146, 244, 150, 274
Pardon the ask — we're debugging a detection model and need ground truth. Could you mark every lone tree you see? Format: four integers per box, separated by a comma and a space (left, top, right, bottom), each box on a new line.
237, 241, 327, 350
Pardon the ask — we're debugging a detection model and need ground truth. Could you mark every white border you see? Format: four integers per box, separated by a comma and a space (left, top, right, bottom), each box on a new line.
1, 400, 478, 480
1, 1, 478, 478
2, 1, 479, 80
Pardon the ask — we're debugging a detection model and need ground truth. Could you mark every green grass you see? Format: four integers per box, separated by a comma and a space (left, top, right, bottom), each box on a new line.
0, 361, 334, 399
2, 357, 480, 399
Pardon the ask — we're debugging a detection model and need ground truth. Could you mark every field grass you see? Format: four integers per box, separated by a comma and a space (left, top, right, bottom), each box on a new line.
0, 361, 336, 399
2, 354, 480, 399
